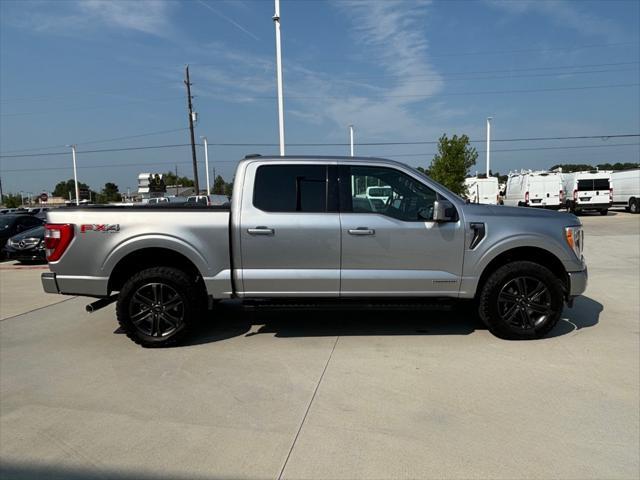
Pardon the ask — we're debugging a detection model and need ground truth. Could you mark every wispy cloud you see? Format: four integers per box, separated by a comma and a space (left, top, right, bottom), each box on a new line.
485, 0, 625, 42
195, 0, 260, 41
185, 0, 447, 140
9, 0, 175, 37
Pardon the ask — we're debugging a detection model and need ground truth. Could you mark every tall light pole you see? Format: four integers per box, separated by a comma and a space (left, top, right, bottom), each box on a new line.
486, 117, 492, 177
349, 124, 355, 157
273, 0, 286, 156
201, 136, 211, 194
67, 144, 80, 205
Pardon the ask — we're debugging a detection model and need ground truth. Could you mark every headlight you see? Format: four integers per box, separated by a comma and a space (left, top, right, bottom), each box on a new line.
565, 226, 583, 259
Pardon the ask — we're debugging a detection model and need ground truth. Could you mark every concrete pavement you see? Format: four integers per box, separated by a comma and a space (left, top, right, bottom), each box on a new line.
1, 212, 638, 479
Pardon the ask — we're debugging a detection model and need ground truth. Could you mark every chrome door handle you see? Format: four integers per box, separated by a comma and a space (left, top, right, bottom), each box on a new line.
247, 227, 274, 235
348, 228, 375, 236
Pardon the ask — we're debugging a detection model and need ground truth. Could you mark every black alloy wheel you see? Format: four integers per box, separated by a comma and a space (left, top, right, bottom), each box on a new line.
129, 282, 185, 338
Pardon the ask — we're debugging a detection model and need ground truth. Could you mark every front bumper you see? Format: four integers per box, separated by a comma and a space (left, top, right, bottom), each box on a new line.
567, 265, 588, 297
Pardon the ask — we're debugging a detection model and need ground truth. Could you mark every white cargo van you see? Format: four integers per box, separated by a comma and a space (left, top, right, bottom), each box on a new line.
503, 171, 563, 209
561, 170, 612, 215
610, 169, 639, 213
464, 176, 499, 204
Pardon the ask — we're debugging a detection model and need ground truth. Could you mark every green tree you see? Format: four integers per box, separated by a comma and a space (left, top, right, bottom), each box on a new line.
2, 193, 22, 208
162, 171, 194, 188
428, 134, 478, 195
52, 179, 91, 199
96, 182, 121, 203
212, 175, 226, 195
224, 177, 234, 197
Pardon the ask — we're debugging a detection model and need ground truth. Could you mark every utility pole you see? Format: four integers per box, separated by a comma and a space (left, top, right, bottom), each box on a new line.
273, 0, 286, 156
67, 144, 80, 205
0, 175, 4, 203
486, 117, 492, 177
349, 125, 355, 157
175, 165, 179, 196
184, 65, 200, 192
201, 136, 211, 194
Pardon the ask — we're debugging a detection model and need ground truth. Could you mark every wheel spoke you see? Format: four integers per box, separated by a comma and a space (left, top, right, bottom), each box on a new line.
133, 292, 153, 307
498, 291, 518, 303
133, 311, 153, 326
163, 295, 182, 311
131, 307, 151, 321
527, 302, 551, 315
503, 303, 520, 325
160, 313, 177, 328
527, 283, 547, 303
516, 277, 528, 296
519, 308, 533, 329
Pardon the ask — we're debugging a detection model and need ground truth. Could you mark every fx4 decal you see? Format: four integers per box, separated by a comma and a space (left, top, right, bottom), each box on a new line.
80, 224, 120, 233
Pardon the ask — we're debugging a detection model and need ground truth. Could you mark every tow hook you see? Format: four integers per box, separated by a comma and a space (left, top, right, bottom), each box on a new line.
86, 294, 118, 313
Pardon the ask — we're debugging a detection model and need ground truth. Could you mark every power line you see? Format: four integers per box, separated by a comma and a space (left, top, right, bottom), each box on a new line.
0, 127, 189, 155
2, 143, 638, 174
389, 142, 640, 157
334, 61, 640, 81
1, 134, 639, 159
251, 83, 640, 100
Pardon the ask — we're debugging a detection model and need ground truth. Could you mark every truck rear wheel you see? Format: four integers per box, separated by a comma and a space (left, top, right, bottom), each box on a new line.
630, 198, 638, 214
478, 261, 564, 340
116, 267, 203, 347
599, 209, 608, 216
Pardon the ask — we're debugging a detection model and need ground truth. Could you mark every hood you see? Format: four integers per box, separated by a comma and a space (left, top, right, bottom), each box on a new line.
462, 203, 581, 223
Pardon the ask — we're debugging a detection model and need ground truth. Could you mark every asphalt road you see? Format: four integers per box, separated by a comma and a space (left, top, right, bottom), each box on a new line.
1, 211, 638, 480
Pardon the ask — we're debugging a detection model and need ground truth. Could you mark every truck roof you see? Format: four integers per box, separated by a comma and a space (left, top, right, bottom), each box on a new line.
238, 154, 412, 170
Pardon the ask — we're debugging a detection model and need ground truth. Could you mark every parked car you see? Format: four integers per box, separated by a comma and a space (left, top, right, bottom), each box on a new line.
0, 214, 45, 258
147, 196, 187, 204
3, 225, 46, 263
610, 169, 639, 213
187, 194, 230, 206
41, 155, 587, 347
503, 171, 564, 209
464, 175, 499, 205
561, 170, 612, 215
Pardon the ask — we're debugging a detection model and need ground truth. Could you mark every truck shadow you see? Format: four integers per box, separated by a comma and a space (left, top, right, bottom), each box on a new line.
183, 296, 602, 346
549, 295, 603, 337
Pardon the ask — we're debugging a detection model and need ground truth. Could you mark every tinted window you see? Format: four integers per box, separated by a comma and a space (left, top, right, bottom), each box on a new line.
593, 178, 610, 190
254, 165, 327, 212
346, 166, 438, 221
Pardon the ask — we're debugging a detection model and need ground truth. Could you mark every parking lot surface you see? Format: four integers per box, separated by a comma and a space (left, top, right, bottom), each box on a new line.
1, 211, 638, 480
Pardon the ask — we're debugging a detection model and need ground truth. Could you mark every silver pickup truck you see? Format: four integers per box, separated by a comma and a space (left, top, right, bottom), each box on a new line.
42, 156, 587, 347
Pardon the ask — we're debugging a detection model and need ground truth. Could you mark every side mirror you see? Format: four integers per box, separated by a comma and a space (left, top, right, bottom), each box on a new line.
432, 200, 456, 222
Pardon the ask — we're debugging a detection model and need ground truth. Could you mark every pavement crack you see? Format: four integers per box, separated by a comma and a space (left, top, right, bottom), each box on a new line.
277, 335, 340, 480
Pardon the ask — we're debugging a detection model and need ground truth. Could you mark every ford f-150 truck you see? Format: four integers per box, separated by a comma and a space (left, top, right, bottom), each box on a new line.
41, 156, 588, 347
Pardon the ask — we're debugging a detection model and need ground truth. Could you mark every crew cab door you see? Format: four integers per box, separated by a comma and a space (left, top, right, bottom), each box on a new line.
238, 162, 341, 296
339, 164, 465, 296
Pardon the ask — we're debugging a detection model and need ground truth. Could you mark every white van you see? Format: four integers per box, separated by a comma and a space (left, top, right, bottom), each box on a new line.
610, 169, 639, 213
561, 170, 612, 215
464, 176, 499, 204
503, 171, 563, 209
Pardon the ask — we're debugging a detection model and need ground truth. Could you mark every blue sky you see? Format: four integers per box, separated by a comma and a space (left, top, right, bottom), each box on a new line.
1, 0, 639, 196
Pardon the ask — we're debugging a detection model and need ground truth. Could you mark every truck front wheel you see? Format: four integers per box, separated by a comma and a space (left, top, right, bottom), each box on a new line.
116, 267, 203, 347
478, 261, 564, 340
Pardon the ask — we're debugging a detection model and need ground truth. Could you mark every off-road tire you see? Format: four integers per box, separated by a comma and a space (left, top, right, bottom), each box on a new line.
116, 267, 204, 347
478, 261, 564, 340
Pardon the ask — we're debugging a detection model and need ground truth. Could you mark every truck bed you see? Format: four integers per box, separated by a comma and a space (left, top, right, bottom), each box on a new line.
45, 206, 232, 298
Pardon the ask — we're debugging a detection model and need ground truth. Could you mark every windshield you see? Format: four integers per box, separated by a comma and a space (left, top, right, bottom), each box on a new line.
412, 168, 464, 203
0, 217, 16, 230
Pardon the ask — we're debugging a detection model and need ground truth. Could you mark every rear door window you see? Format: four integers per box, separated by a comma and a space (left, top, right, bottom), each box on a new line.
253, 165, 328, 212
